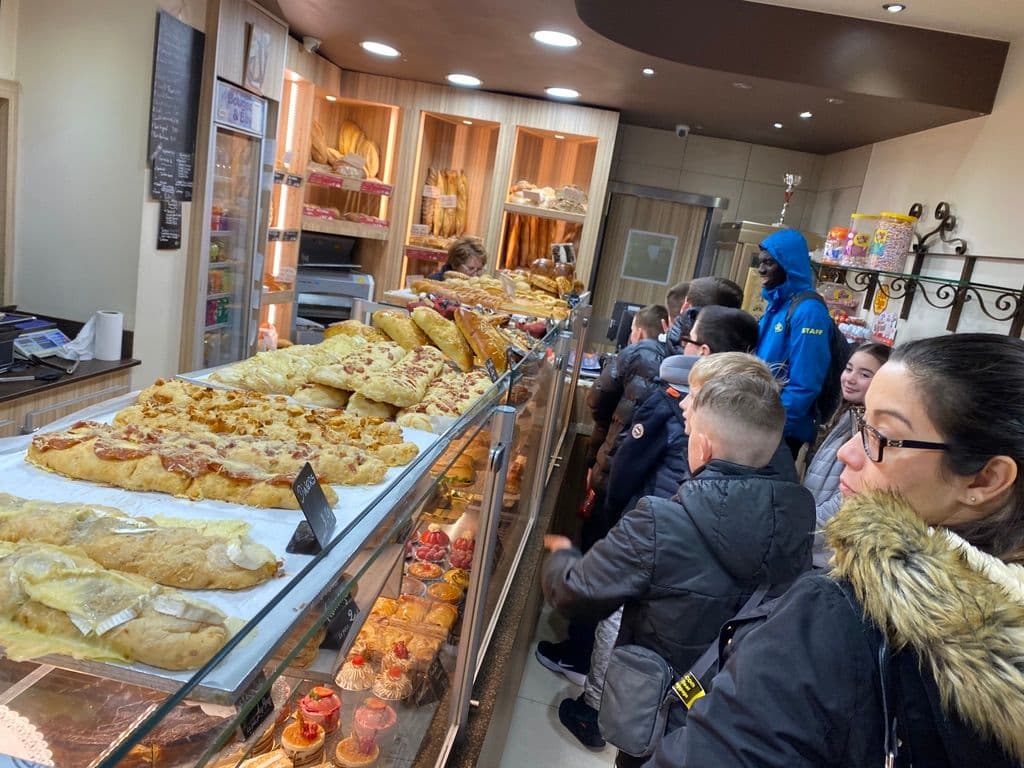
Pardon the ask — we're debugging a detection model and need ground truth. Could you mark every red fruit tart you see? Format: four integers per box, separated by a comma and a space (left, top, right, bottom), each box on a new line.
419, 524, 450, 548
298, 685, 341, 733
280, 713, 325, 766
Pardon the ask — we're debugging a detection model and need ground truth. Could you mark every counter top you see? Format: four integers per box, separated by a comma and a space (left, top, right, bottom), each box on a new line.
0, 358, 140, 405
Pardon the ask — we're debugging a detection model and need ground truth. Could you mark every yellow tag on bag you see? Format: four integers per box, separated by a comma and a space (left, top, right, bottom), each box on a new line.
672, 673, 706, 709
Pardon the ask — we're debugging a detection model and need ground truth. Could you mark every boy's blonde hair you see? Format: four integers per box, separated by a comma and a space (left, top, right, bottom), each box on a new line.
688, 352, 778, 392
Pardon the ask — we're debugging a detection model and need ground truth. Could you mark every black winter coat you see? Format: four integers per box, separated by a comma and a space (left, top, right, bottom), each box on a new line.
586, 339, 666, 494
605, 388, 801, 525
543, 461, 814, 709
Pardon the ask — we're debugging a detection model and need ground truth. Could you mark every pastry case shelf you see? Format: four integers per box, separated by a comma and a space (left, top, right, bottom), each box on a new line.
0, 306, 590, 768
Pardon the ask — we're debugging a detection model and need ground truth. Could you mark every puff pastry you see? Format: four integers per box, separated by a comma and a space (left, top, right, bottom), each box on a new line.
411, 307, 474, 372
291, 383, 350, 409
358, 345, 446, 408
324, 320, 390, 344
310, 342, 405, 392
345, 393, 398, 421
371, 310, 430, 350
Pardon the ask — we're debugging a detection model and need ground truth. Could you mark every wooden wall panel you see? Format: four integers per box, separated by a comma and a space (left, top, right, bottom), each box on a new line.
214, 0, 287, 101
285, 38, 342, 95
0, 79, 15, 304
591, 194, 707, 321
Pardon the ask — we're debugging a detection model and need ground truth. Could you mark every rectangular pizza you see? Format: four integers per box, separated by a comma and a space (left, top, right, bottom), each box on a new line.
357, 345, 447, 408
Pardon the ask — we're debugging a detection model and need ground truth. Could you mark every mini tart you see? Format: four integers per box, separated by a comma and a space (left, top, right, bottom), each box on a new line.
334, 735, 380, 767
443, 568, 470, 589
336, 654, 376, 691
427, 581, 463, 603
424, 603, 459, 632
407, 561, 443, 580
280, 719, 325, 765
372, 665, 413, 701
298, 685, 341, 733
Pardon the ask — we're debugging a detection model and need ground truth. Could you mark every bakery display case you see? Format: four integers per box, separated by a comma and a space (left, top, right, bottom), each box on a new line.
0, 303, 589, 767
403, 112, 500, 283
499, 127, 597, 270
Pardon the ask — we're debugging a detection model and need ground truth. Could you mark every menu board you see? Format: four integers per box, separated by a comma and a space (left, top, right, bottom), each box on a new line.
148, 10, 204, 202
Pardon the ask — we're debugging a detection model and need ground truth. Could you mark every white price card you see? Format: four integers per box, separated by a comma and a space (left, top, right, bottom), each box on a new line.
440, 194, 458, 209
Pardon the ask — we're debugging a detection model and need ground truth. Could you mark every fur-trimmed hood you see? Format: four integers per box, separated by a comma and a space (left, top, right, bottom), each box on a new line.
826, 492, 1024, 762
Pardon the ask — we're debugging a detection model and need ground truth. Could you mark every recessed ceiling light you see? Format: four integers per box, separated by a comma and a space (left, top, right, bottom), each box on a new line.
531, 30, 581, 48
642, 67, 656, 76
360, 41, 400, 58
799, 111, 813, 119
545, 86, 580, 99
447, 73, 482, 87
826, 97, 845, 105
883, 3, 906, 12
554, 134, 566, 140
462, 120, 473, 125
325, 95, 337, 102
732, 82, 752, 90
773, 122, 784, 129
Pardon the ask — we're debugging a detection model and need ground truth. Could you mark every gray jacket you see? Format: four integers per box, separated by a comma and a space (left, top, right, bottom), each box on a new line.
803, 410, 856, 566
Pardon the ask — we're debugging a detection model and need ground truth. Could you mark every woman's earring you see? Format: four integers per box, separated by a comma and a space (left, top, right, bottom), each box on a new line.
970, 496, 977, 504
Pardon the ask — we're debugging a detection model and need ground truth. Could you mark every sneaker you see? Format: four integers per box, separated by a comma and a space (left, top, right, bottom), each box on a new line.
558, 694, 606, 750
535, 640, 588, 687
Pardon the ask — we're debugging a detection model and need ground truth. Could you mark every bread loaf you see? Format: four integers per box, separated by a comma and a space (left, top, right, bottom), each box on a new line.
358, 137, 380, 179
423, 168, 438, 233
311, 121, 329, 164
339, 120, 364, 155
441, 170, 458, 238
455, 170, 468, 236
371, 310, 430, 350
324, 319, 390, 343
412, 306, 474, 372
454, 308, 508, 373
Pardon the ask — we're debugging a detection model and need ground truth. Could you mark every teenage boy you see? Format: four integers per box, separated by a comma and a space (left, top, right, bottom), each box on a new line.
543, 359, 814, 765
664, 276, 744, 355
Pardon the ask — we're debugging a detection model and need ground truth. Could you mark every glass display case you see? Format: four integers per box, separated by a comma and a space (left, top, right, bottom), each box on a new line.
0, 307, 589, 768
403, 112, 500, 283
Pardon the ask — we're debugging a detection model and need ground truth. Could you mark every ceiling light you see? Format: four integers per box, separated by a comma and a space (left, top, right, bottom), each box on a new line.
554, 134, 566, 140
799, 111, 813, 119
773, 122, 784, 129
826, 97, 845, 105
325, 95, 337, 102
732, 82, 752, 90
462, 120, 473, 125
545, 86, 580, 99
531, 30, 580, 48
642, 67, 656, 76
447, 73, 482, 87
883, 3, 906, 12
360, 41, 400, 58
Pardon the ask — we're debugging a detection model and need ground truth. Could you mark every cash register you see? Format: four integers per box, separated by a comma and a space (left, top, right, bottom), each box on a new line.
0, 312, 62, 373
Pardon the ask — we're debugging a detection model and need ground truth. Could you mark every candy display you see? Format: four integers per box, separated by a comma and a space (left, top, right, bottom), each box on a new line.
867, 212, 917, 272
820, 227, 849, 265
842, 213, 879, 267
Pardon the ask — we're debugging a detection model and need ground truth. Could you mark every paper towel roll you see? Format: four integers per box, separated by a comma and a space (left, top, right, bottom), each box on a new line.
94, 310, 123, 361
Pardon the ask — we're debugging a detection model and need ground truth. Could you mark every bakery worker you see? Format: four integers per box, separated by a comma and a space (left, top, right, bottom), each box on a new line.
428, 237, 487, 280
754, 229, 833, 459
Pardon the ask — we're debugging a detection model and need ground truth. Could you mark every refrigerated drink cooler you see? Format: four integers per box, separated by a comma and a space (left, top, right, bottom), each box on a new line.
188, 80, 276, 370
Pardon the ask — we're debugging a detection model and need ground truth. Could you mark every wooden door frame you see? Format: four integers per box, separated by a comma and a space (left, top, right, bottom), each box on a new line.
0, 78, 17, 304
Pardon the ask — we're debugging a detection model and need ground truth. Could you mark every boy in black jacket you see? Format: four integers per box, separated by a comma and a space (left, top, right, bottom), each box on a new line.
543, 358, 814, 766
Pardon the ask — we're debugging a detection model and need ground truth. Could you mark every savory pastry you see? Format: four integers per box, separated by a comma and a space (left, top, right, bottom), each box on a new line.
411, 307, 473, 372
345, 393, 398, 421
334, 735, 379, 767
291, 383, 350, 409
381, 640, 413, 672
427, 582, 463, 604
443, 568, 470, 590
372, 665, 412, 701
0, 493, 279, 590
358, 345, 446, 408
370, 597, 397, 618
0, 543, 234, 670
310, 342, 406, 392
393, 596, 430, 623
280, 715, 325, 767
370, 310, 429, 350
208, 336, 365, 394
423, 603, 459, 632
336, 653, 376, 691
324, 319, 390, 344
444, 456, 475, 486
395, 368, 493, 429
298, 686, 342, 733
454, 307, 508, 373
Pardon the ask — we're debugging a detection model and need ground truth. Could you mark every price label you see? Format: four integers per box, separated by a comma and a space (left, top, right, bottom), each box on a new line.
267, 229, 282, 242
283, 230, 299, 242
412, 654, 450, 706
322, 591, 360, 650
237, 677, 275, 739
485, 359, 499, 382
341, 177, 363, 192
552, 242, 576, 264
273, 170, 285, 184
291, 463, 336, 550
286, 174, 304, 187
440, 194, 458, 209
422, 184, 441, 199
410, 224, 429, 237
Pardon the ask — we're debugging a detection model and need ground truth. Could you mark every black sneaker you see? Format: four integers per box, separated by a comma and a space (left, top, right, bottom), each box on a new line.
558, 694, 606, 749
535, 640, 589, 687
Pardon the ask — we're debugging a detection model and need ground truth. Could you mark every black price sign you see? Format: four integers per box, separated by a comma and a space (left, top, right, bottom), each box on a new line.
411, 654, 450, 706
485, 359, 499, 382
273, 170, 285, 184
237, 677, 275, 739
291, 463, 336, 551
322, 591, 360, 650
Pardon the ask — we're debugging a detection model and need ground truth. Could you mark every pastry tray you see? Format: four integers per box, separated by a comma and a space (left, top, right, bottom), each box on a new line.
0, 391, 441, 704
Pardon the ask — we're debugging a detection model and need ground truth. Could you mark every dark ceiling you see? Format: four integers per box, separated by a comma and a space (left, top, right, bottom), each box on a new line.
263, 0, 1009, 155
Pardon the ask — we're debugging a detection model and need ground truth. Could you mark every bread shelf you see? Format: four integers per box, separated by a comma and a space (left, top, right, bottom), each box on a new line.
260, 289, 295, 305
306, 170, 393, 197
502, 202, 586, 225
301, 215, 390, 241
404, 245, 448, 263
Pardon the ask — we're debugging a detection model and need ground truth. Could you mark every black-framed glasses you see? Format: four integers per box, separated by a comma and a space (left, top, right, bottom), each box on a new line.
680, 335, 708, 350
858, 418, 951, 463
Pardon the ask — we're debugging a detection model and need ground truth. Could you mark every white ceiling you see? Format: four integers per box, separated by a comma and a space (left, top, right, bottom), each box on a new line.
751, 0, 1024, 41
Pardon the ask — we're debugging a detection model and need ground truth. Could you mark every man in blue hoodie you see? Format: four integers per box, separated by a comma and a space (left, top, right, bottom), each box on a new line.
754, 229, 833, 457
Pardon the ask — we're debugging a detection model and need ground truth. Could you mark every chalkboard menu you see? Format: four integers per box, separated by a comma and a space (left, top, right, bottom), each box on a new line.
148, 11, 204, 202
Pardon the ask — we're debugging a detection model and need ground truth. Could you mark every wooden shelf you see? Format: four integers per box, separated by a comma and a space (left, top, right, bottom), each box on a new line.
404, 245, 448, 263
306, 170, 393, 197
503, 201, 586, 225
261, 289, 295, 305
301, 214, 390, 240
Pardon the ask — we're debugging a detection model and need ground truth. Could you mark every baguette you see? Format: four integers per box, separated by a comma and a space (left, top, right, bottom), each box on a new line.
358, 137, 380, 179
423, 168, 438, 232
454, 307, 508, 373
412, 306, 474, 372
339, 120, 364, 155
372, 309, 430, 350
441, 170, 458, 238
455, 170, 469, 236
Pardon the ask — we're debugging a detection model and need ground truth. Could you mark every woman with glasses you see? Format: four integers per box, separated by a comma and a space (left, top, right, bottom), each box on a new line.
648, 333, 1024, 768
803, 341, 891, 566
427, 236, 487, 280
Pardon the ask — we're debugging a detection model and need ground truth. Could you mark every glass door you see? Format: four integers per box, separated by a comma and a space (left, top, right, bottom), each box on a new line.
204, 126, 260, 368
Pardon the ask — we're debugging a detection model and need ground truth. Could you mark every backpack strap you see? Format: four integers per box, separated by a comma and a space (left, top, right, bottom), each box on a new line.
784, 290, 826, 339
669, 583, 771, 710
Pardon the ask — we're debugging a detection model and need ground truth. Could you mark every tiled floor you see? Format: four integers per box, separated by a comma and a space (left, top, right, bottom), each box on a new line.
499, 605, 618, 768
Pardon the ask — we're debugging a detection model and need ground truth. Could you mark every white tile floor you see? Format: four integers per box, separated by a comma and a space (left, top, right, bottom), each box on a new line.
499, 605, 618, 768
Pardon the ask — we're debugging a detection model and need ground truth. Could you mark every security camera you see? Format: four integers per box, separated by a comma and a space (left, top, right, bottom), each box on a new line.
303, 36, 322, 54
675, 123, 690, 138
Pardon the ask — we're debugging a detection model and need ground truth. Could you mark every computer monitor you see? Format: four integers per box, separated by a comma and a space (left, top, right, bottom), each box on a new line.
608, 300, 643, 350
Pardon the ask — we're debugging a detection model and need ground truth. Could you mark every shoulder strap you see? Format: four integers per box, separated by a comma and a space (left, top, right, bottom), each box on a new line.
785, 290, 826, 331
669, 583, 771, 710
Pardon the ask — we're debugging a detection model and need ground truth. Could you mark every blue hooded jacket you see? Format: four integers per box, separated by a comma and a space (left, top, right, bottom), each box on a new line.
754, 229, 833, 443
